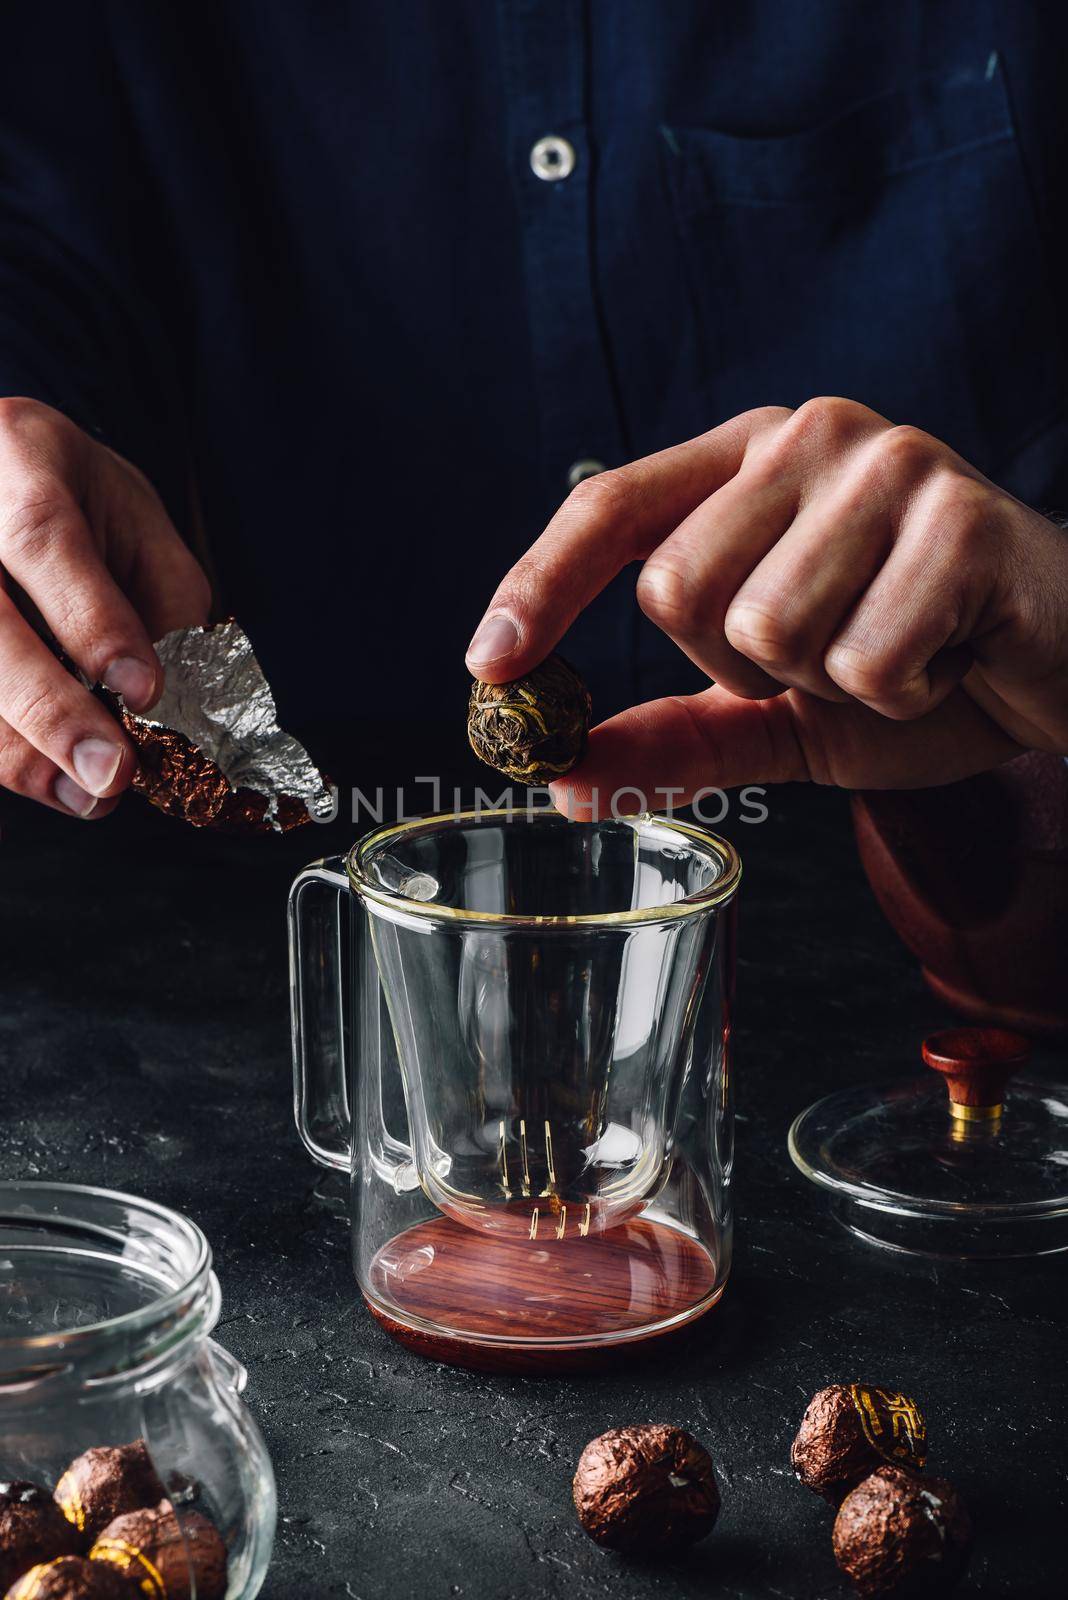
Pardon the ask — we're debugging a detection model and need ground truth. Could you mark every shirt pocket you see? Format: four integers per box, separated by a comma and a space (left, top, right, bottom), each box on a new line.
661, 55, 1064, 476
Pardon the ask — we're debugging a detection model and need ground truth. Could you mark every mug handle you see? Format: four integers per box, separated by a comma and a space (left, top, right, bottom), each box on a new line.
288, 857, 418, 1190
288, 859, 355, 1172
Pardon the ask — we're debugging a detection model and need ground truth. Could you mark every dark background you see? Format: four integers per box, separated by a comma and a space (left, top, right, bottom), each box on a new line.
0, 769, 1065, 1600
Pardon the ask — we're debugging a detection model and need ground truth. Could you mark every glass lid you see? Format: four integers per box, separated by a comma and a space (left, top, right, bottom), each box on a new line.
789, 1029, 1068, 1259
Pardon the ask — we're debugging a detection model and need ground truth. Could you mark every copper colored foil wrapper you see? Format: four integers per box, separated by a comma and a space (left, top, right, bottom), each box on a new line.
7, 1556, 133, 1600
91, 1503, 227, 1600
833, 1466, 971, 1598
115, 622, 333, 833
572, 1424, 720, 1555
0, 1483, 81, 1595
791, 1385, 927, 1502
54, 1442, 164, 1543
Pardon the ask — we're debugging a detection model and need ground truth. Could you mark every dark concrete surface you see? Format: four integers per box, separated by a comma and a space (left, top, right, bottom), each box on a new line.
0, 775, 1064, 1600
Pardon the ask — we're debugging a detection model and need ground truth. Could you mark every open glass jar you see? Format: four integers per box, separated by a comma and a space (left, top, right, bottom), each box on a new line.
290, 808, 740, 1373
0, 1182, 276, 1599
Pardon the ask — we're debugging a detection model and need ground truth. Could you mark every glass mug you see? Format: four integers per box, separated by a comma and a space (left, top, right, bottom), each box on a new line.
289, 809, 740, 1370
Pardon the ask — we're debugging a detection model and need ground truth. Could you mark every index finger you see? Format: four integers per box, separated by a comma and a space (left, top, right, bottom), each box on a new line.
465, 408, 786, 682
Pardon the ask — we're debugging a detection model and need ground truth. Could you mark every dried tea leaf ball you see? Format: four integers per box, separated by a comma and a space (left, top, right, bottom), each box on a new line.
791, 1385, 927, 1502
572, 1424, 720, 1556
0, 1485, 82, 1595
833, 1465, 971, 1598
54, 1442, 166, 1543
468, 653, 591, 785
90, 1502, 227, 1600
5, 1556, 133, 1600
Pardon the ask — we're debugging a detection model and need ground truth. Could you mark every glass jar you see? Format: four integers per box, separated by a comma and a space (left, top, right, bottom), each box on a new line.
0, 1182, 276, 1598
290, 808, 740, 1372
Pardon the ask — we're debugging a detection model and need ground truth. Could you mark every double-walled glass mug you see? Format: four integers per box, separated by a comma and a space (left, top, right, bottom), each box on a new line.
289, 809, 740, 1371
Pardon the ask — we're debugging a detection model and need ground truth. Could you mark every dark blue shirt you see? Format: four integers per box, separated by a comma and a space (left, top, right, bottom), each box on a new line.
1, 2, 1065, 743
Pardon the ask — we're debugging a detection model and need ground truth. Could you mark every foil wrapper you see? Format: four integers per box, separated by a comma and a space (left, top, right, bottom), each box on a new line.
572, 1425, 720, 1555
791, 1385, 928, 1503
833, 1467, 971, 1598
117, 622, 334, 832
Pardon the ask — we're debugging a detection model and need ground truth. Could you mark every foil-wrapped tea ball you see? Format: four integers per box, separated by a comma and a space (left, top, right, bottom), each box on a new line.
791, 1385, 927, 1501
5, 1556, 133, 1600
833, 1466, 971, 1597
0, 1484, 82, 1595
468, 653, 592, 785
91, 1502, 227, 1600
104, 620, 333, 832
572, 1424, 721, 1555
54, 1441, 166, 1542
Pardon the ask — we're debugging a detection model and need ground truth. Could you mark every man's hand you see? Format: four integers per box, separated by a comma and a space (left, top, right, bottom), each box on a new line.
466, 399, 1068, 813
0, 398, 210, 818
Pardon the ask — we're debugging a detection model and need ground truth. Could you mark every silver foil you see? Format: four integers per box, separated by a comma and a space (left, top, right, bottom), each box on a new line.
131, 621, 334, 829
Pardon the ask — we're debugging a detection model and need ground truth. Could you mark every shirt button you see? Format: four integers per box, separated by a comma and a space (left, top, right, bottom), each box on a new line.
567, 457, 606, 489
530, 135, 576, 182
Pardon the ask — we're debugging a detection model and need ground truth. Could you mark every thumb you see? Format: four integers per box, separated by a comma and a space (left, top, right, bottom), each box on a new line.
549, 688, 807, 819
549, 684, 1023, 818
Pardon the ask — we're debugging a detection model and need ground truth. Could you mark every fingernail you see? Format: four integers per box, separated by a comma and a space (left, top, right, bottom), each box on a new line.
54, 773, 99, 818
72, 737, 123, 796
103, 655, 156, 711
466, 612, 519, 668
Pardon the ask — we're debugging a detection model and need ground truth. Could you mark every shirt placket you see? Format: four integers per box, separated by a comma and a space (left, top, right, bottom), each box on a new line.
497, 0, 627, 512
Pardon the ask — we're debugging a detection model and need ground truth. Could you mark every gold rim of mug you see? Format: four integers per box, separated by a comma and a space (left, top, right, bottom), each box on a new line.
347, 808, 741, 927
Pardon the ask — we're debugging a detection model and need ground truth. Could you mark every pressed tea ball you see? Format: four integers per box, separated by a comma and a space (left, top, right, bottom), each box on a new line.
54, 1441, 166, 1543
791, 1385, 927, 1502
833, 1466, 971, 1598
0, 1485, 82, 1596
5, 1556, 132, 1600
467, 653, 591, 786
572, 1424, 721, 1556
90, 1503, 227, 1600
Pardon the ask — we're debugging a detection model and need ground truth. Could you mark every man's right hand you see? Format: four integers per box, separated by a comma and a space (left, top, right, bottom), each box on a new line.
0, 398, 211, 819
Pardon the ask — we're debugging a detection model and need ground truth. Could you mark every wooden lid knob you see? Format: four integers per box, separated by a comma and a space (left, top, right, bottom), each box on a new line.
922, 1027, 1030, 1121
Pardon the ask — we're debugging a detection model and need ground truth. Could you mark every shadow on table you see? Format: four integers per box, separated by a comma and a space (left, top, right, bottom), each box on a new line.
616, 1532, 765, 1594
